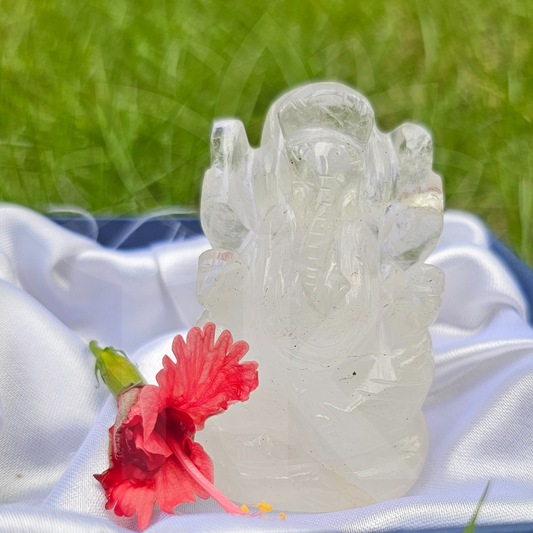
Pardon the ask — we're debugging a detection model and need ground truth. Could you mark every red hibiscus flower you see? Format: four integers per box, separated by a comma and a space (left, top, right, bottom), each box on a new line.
91, 323, 259, 530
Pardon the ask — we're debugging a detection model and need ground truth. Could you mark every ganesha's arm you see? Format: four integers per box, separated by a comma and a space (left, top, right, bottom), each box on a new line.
380, 124, 443, 269
201, 120, 259, 252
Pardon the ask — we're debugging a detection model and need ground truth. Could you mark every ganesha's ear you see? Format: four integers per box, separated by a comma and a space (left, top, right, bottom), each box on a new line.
380, 124, 443, 269
201, 120, 259, 252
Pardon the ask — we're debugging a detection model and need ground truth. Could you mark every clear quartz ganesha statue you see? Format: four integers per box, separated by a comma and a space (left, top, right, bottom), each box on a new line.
195, 82, 444, 512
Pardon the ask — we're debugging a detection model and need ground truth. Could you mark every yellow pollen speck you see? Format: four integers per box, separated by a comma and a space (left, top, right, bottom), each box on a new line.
279, 513, 286, 520
241, 504, 249, 513
257, 500, 272, 513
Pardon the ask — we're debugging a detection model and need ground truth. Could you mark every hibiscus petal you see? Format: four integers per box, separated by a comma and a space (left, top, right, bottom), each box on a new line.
112, 480, 157, 530
186, 437, 214, 498
135, 385, 170, 456
154, 438, 214, 514
95, 464, 157, 530
157, 323, 259, 428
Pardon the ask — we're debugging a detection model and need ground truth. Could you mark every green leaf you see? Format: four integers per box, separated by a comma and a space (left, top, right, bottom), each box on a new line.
462, 481, 491, 533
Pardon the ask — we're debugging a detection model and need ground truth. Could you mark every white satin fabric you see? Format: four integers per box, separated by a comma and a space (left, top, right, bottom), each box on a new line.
0, 204, 532, 532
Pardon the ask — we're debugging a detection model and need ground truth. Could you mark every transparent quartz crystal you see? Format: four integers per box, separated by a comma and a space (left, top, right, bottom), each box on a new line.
195, 82, 444, 512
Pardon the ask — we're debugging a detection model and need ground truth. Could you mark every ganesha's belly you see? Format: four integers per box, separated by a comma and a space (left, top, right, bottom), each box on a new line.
195, 357, 431, 512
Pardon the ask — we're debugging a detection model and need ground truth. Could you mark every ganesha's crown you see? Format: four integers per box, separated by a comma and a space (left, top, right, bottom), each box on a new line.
196, 82, 444, 512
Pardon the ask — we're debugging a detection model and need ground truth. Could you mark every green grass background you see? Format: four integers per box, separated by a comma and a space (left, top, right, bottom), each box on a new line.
1, 0, 532, 264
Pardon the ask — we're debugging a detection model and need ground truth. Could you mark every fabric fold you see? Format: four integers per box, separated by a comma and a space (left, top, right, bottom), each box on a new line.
0, 204, 531, 532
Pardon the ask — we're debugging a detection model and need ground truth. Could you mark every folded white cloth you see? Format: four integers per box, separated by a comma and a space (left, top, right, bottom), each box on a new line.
0, 204, 531, 532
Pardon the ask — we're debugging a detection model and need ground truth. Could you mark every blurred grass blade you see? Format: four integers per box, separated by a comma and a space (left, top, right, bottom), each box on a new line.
1, 0, 532, 264
462, 481, 491, 533
519, 173, 532, 263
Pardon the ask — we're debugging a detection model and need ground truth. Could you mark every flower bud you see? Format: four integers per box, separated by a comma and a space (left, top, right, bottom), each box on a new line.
89, 341, 146, 397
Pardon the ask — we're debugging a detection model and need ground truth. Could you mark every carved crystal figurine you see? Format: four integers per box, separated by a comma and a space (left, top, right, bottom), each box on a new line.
195, 82, 444, 512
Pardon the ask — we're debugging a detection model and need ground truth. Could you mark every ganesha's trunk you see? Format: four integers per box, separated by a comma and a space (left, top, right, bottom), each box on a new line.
299, 175, 347, 314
